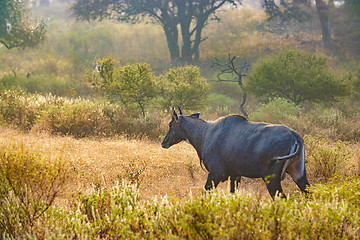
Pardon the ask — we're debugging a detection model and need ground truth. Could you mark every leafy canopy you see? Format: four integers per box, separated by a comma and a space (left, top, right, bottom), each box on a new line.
246, 49, 349, 105
159, 65, 210, 111
87, 58, 209, 114
0, 0, 46, 49
71, 0, 242, 64
91, 58, 157, 117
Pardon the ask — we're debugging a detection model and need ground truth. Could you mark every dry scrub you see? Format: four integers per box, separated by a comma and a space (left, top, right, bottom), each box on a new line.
0, 127, 278, 202
2, 126, 358, 204
1, 126, 359, 238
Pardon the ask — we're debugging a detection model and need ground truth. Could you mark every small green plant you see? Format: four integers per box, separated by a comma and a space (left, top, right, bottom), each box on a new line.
207, 93, 237, 114
119, 161, 147, 186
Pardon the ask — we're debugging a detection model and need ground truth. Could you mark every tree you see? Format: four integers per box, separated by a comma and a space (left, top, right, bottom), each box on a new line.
0, 0, 46, 49
246, 49, 349, 105
89, 58, 157, 117
159, 65, 209, 111
70, 0, 242, 65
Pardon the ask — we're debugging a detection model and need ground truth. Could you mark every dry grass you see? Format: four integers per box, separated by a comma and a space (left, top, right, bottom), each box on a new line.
2, 126, 358, 204
0, 127, 267, 201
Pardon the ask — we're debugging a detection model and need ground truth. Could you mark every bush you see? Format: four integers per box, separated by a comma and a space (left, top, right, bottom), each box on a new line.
0, 89, 41, 131
88, 59, 210, 113
0, 141, 68, 238
34, 99, 114, 138
88, 59, 158, 117
246, 49, 349, 105
0, 89, 164, 139
304, 134, 352, 180
159, 65, 210, 111
308, 176, 360, 206
248, 97, 301, 123
50, 181, 360, 239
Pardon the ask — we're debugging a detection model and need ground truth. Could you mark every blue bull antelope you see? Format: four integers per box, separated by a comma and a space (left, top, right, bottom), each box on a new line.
161, 108, 310, 198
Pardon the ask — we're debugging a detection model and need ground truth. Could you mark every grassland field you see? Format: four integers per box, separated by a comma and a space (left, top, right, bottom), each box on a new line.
1, 124, 358, 203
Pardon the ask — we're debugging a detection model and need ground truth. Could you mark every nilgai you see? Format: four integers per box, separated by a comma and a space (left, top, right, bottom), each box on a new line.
161, 108, 309, 198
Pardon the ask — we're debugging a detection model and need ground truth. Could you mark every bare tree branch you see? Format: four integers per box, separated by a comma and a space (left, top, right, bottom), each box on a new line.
211, 54, 249, 117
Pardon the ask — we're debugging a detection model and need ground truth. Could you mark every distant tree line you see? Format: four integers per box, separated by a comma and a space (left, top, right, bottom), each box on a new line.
70, 0, 242, 65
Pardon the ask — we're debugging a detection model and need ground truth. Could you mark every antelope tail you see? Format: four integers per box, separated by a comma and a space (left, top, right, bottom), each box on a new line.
273, 141, 301, 161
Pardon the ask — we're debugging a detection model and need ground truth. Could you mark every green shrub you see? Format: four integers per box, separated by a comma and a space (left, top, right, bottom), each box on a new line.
248, 97, 301, 123
3, 178, 360, 238
88, 59, 210, 114
0, 89, 164, 139
65, 181, 360, 239
88, 59, 158, 117
159, 65, 210, 111
0, 141, 68, 238
246, 49, 349, 105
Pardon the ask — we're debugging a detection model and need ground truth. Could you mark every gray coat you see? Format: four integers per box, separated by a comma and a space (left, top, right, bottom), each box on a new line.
162, 110, 309, 198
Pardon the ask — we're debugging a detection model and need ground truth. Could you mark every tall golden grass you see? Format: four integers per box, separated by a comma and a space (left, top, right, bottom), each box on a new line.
1, 125, 358, 204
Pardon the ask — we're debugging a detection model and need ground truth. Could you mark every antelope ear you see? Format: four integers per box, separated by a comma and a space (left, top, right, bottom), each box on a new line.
178, 106, 183, 115
172, 108, 178, 121
190, 112, 201, 119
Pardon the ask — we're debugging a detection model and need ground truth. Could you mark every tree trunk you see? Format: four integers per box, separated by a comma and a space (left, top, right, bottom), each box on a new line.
178, 1, 193, 64
161, 16, 180, 66
315, 0, 332, 47
192, 19, 205, 64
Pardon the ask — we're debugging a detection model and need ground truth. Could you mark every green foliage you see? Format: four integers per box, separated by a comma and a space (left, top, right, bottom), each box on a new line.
11, 179, 360, 238
308, 176, 360, 206
249, 97, 301, 123
89, 59, 157, 117
350, 67, 360, 100
0, 0, 46, 49
346, 0, 360, 21
159, 65, 210, 111
246, 49, 349, 105
113, 63, 157, 117
88, 59, 210, 113
0, 73, 74, 97
207, 93, 237, 115
0, 141, 68, 238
